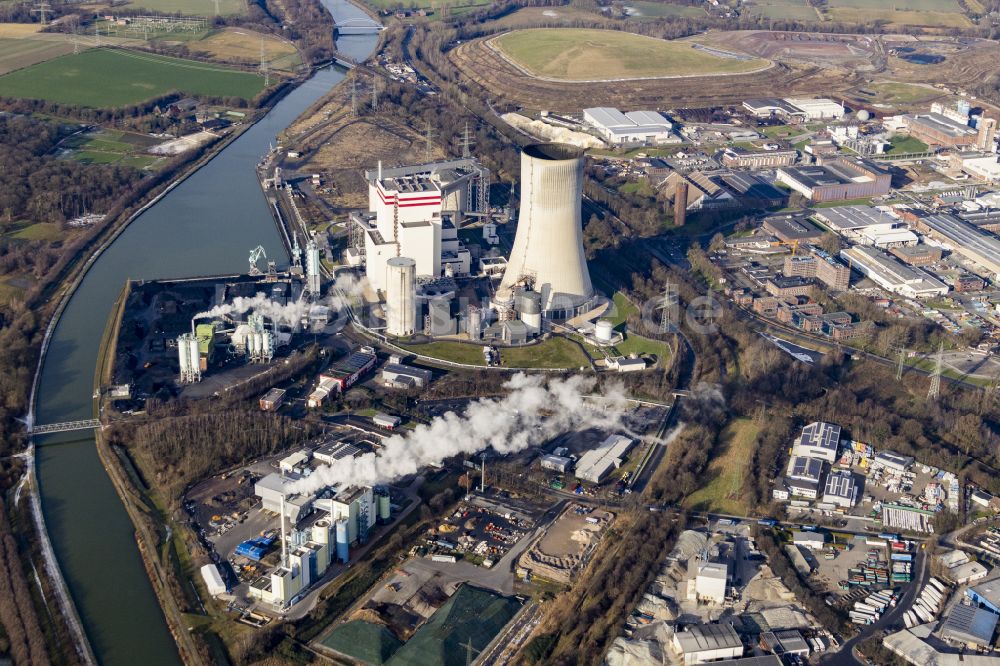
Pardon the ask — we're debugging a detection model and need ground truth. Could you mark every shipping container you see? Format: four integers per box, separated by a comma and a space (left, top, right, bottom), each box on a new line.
891, 553, 912, 562
928, 578, 947, 594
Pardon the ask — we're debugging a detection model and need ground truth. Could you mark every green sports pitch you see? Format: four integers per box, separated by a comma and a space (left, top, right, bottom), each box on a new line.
493, 28, 768, 81
0, 48, 266, 107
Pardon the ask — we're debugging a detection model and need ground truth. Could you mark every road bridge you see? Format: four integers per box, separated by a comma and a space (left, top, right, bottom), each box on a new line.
30, 419, 101, 435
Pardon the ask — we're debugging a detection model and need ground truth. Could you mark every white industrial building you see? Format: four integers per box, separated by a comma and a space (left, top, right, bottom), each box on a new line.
671, 624, 744, 665
352, 159, 487, 294
200, 564, 227, 597
498, 144, 595, 318
962, 156, 1000, 182
792, 421, 841, 463
792, 531, 826, 550
822, 470, 859, 508
785, 456, 824, 499
582, 107, 677, 145
841, 245, 949, 298
255, 473, 317, 522
574, 434, 634, 484
688, 560, 728, 603
539, 454, 573, 473
812, 205, 916, 247
784, 98, 846, 121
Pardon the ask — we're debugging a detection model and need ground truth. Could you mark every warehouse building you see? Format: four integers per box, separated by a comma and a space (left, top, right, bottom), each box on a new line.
968, 580, 1000, 615
962, 156, 1000, 182
381, 362, 433, 389
812, 205, 900, 236
718, 171, 789, 208
575, 434, 635, 484
890, 245, 942, 267
792, 421, 841, 463
721, 147, 797, 169
822, 470, 860, 508
884, 626, 1000, 666
688, 560, 728, 603
582, 107, 676, 145
916, 213, 1000, 279
671, 623, 744, 665
874, 450, 914, 473
940, 603, 998, 648
742, 98, 804, 120
902, 112, 977, 147
792, 530, 825, 550
950, 561, 989, 585
539, 454, 573, 473
776, 158, 891, 202
840, 245, 949, 299
762, 214, 824, 243
785, 456, 824, 499
785, 98, 845, 120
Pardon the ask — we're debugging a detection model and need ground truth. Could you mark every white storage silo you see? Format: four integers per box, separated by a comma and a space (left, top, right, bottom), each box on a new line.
261, 331, 274, 362
335, 519, 349, 563
385, 256, 417, 337
517, 289, 542, 334
186, 335, 201, 380
595, 320, 614, 343
499, 143, 594, 317
177, 333, 191, 381
467, 306, 482, 341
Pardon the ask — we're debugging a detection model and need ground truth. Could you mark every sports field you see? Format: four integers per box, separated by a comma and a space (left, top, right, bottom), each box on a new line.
0, 48, 266, 107
191, 29, 300, 70
493, 28, 768, 81
124, 0, 247, 16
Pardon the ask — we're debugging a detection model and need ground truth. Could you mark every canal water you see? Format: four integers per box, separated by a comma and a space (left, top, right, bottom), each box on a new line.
34, 5, 377, 663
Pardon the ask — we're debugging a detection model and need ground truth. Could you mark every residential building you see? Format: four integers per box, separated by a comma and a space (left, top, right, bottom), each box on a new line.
765, 275, 813, 298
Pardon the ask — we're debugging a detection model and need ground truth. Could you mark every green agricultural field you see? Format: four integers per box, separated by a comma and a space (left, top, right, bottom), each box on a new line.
0, 36, 76, 75
124, 0, 247, 17
493, 28, 768, 81
827, 0, 961, 10
864, 81, 942, 105
826, 6, 972, 26
0, 48, 266, 107
746, 0, 820, 21
623, 1, 706, 19
684, 418, 760, 515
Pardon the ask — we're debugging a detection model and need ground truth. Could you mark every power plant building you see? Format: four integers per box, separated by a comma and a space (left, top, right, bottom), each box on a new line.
498, 144, 595, 317
355, 159, 486, 294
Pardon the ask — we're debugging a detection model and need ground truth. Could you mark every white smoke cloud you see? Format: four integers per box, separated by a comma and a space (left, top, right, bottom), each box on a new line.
288, 373, 631, 494
194, 274, 367, 327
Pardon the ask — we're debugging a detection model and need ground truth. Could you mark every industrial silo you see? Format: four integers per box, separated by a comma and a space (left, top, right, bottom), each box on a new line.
516, 289, 542, 334
385, 256, 417, 337
177, 333, 191, 381
467, 306, 482, 341
335, 519, 349, 563
595, 320, 614, 344
376, 492, 391, 524
312, 519, 331, 571
498, 143, 594, 317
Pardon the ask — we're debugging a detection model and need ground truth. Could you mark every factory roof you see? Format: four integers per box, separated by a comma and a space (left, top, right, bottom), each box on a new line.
792, 530, 825, 544
383, 362, 433, 382
713, 657, 782, 666
719, 172, 787, 201
575, 435, 634, 482
787, 455, 824, 482
907, 112, 977, 139
785, 477, 819, 495
697, 561, 728, 580
674, 623, 742, 654
743, 98, 802, 115
939, 550, 971, 569
314, 440, 361, 462
798, 421, 841, 456
884, 627, 1000, 666
771, 629, 811, 654
950, 561, 989, 582
584, 106, 633, 128
605, 124, 673, 137
840, 245, 948, 296
780, 159, 885, 190
625, 110, 671, 126
874, 450, 915, 470
940, 604, 998, 646
763, 214, 823, 241
378, 173, 441, 194
363, 157, 482, 183
823, 470, 858, 501
813, 205, 899, 231
920, 213, 1000, 276
969, 579, 1000, 608
262, 387, 286, 402
785, 98, 844, 114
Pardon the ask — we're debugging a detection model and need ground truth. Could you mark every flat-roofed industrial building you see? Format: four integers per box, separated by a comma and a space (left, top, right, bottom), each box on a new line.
777, 158, 891, 202
916, 213, 1000, 279
840, 245, 949, 299
574, 434, 634, 484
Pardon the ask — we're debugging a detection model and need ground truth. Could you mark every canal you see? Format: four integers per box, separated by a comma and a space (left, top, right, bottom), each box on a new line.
33, 4, 378, 663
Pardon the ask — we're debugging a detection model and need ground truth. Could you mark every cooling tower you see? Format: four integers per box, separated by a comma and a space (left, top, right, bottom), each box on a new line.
499, 143, 593, 317
385, 256, 417, 337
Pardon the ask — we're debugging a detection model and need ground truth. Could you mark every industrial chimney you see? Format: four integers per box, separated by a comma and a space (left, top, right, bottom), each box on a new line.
498, 143, 593, 318
674, 180, 688, 227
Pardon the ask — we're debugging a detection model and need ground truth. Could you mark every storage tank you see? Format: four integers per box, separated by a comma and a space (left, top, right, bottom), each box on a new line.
595, 320, 614, 343
186, 336, 201, 378
517, 289, 542, 334
377, 492, 391, 523
385, 256, 417, 337
261, 331, 274, 361
957, 99, 971, 118
467, 306, 482, 341
335, 519, 349, 563
177, 333, 191, 377
312, 519, 330, 545
498, 143, 594, 317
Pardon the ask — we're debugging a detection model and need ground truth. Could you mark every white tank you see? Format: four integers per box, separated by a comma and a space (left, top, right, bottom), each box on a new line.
499, 143, 594, 317
186, 336, 201, 380
595, 320, 614, 343
385, 256, 417, 337
249, 331, 261, 358
261, 331, 274, 361
521, 311, 541, 334
233, 323, 252, 352
467, 307, 482, 340
312, 519, 330, 544
177, 334, 191, 378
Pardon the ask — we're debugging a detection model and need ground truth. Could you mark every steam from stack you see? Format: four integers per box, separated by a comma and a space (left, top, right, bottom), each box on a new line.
288, 373, 629, 494
194, 274, 366, 325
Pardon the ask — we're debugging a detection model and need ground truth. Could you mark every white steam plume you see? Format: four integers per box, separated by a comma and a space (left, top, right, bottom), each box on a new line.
194, 275, 367, 326
289, 373, 630, 494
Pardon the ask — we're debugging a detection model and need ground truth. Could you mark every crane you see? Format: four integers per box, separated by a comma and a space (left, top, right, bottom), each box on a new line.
248, 245, 267, 275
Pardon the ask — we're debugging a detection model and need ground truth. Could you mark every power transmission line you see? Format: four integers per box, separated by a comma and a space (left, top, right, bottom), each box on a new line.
928, 342, 944, 401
